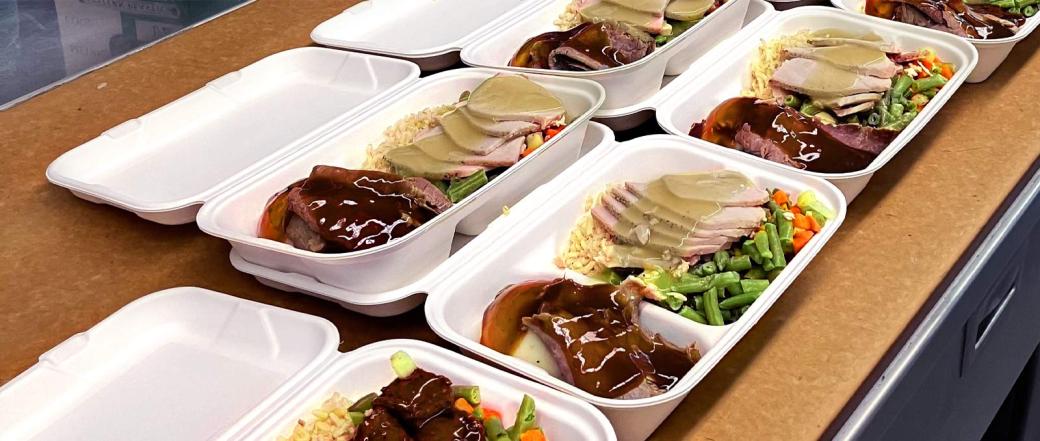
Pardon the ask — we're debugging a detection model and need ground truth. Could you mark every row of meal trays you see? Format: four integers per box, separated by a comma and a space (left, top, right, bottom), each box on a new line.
3, 1, 1013, 440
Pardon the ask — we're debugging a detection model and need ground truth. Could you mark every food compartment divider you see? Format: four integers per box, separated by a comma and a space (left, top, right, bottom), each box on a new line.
45, 49, 421, 225
310, 0, 546, 71
195, 69, 605, 296
459, 0, 751, 110
221, 122, 615, 317
653, 7, 977, 202
424, 135, 846, 441
830, 0, 1040, 82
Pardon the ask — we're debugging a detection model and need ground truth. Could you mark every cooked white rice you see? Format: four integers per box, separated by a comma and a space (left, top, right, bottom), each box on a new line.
362, 104, 455, 173
277, 392, 355, 441
556, 191, 613, 276
556, 0, 583, 30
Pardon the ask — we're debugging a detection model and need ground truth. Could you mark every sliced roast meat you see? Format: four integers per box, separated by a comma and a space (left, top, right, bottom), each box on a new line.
577, 0, 670, 35
373, 368, 453, 428
833, 100, 877, 117
549, 21, 655, 71
806, 36, 897, 53
437, 110, 538, 152
384, 145, 490, 180
415, 410, 486, 441
733, 123, 806, 170
624, 174, 770, 207
285, 167, 451, 252
817, 121, 900, 155
457, 107, 541, 138
888, 48, 925, 63
408, 131, 524, 168
464, 75, 565, 126
783, 46, 900, 78
356, 407, 415, 441
770, 58, 893, 98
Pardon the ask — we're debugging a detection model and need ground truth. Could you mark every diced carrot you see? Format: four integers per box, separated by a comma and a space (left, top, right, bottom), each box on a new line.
940, 63, 953, 80
483, 408, 502, 422
808, 215, 822, 233
521, 143, 540, 158
790, 206, 802, 215
772, 190, 789, 206
792, 213, 811, 230
520, 428, 547, 441
454, 398, 474, 414
792, 230, 814, 253
545, 127, 562, 140
920, 58, 933, 71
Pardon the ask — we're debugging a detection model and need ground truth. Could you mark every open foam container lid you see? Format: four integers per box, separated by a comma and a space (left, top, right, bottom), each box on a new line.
45, 48, 421, 225
311, 0, 544, 60
0, 288, 617, 441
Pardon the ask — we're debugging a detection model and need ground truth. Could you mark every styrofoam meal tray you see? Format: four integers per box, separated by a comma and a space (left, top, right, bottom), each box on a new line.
654, 6, 978, 202
594, 0, 776, 131
424, 135, 848, 441
460, 0, 752, 111
311, 0, 542, 71
0, 288, 617, 441
195, 68, 606, 297
0, 287, 340, 441
221, 122, 616, 318
831, 0, 1040, 82
46, 48, 421, 225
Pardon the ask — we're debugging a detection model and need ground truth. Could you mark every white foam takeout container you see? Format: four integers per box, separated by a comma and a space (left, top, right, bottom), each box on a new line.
194, 68, 604, 302
222, 122, 616, 318
594, 0, 776, 131
0, 288, 617, 441
47, 48, 420, 226
45, 47, 606, 314
831, 0, 1040, 82
311, 0, 543, 71
461, 0, 752, 111
424, 134, 848, 441
654, 6, 978, 201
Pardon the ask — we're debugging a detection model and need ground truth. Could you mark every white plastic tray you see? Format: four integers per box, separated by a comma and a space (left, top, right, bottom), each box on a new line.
195, 68, 605, 296
223, 122, 616, 317
424, 134, 848, 441
0, 288, 617, 441
831, 0, 1040, 82
654, 6, 978, 201
461, 0, 752, 110
593, 0, 776, 131
311, 0, 542, 71
46, 48, 420, 225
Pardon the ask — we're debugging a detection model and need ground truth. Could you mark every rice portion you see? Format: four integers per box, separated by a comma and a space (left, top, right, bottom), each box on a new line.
555, 0, 583, 30
362, 104, 455, 173
556, 191, 613, 276
277, 392, 355, 441
743, 31, 812, 99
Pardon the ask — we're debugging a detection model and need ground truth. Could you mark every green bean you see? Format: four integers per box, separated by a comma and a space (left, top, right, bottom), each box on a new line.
891, 74, 913, 99
725, 281, 744, 296
745, 267, 767, 280
484, 417, 511, 441
452, 385, 481, 406
674, 274, 710, 293
719, 291, 761, 310
765, 223, 786, 270
1025, 5, 1037, 16
678, 306, 707, 324
867, 111, 882, 126
889, 102, 905, 118
754, 231, 773, 261
721, 309, 734, 322
696, 261, 717, 276
762, 257, 775, 272
713, 250, 730, 272
784, 94, 802, 108
447, 169, 489, 203
912, 74, 947, 93
743, 239, 762, 265
727, 254, 752, 272
349, 392, 378, 412
922, 88, 938, 98
473, 406, 484, 420
603, 269, 623, 285
799, 102, 822, 117
712, 271, 741, 290
740, 279, 770, 293
349, 411, 365, 426
391, 351, 416, 378
656, 35, 670, 45
694, 294, 704, 314
506, 395, 537, 439
813, 111, 837, 125
432, 179, 450, 195
703, 288, 724, 326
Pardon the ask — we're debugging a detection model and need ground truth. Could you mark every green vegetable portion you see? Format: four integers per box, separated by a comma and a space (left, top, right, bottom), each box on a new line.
390, 351, 416, 378
447, 169, 489, 203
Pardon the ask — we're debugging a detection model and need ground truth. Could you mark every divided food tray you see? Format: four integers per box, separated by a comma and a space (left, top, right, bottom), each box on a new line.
0, 288, 616, 441
593, 0, 776, 131
424, 134, 848, 441
652, 6, 977, 201
460, 0, 752, 110
311, 0, 543, 70
46, 48, 421, 225
831, 0, 1040, 82
196, 69, 605, 295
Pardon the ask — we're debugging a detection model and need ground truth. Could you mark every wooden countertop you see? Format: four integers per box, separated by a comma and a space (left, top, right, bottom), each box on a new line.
2, 1, 1039, 439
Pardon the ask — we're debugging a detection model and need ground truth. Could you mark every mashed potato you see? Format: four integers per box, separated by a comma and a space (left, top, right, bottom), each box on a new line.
743, 31, 812, 99
362, 105, 455, 173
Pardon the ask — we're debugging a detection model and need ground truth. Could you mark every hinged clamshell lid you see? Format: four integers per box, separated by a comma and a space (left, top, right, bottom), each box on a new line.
0, 288, 339, 441
311, 0, 544, 67
46, 48, 420, 225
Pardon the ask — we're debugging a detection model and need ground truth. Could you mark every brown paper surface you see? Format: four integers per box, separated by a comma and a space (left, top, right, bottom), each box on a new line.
1, 1, 1039, 439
